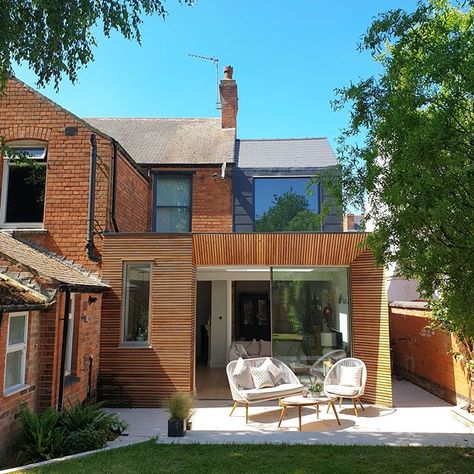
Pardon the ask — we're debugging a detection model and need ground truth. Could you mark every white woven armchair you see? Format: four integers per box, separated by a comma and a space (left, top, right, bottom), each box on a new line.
226, 357, 304, 422
324, 357, 367, 416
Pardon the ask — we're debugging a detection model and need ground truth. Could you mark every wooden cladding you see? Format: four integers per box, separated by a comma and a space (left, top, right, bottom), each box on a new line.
102, 232, 392, 408
193, 233, 368, 266
101, 234, 195, 407
351, 251, 392, 407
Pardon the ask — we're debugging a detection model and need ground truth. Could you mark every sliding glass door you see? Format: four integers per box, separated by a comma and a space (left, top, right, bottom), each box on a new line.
271, 267, 351, 384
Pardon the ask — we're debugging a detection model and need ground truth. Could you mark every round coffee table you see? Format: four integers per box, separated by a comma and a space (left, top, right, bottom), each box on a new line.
278, 395, 340, 431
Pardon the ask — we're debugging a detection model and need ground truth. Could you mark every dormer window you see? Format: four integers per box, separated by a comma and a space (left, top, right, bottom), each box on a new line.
0, 143, 47, 228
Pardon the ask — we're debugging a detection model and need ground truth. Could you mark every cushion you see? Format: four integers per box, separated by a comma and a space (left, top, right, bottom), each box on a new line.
232, 358, 254, 389
241, 383, 304, 402
235, 344, 249, 359
259, 340, 271, 356
325, 384, 360, 397
261, 357, 283, 384
339, 365, 362, 387
250, 365, 274, 389
247, 338, 260, 357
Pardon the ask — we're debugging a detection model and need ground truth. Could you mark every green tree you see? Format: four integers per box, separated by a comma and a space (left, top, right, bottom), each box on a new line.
0, 0, 194, 90
333, 0, 474, 408
255, 189, 320, 232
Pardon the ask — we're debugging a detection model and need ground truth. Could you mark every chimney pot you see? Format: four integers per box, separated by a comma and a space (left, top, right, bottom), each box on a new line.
223, 65, 233, 80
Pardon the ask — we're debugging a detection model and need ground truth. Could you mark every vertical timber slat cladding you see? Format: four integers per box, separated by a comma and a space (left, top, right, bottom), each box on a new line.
193, 232, 368, 266
350, 251, 392, 407
101, 234, 195, 407
103, 232, 392, 407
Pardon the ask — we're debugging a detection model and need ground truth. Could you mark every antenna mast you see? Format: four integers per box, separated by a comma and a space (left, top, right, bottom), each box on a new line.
188, 53, 221, 110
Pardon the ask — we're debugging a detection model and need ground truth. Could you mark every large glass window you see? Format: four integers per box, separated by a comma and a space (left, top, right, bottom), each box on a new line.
4, 312, 28, 393
123, 263, 152, 344
1, 146, 47, 227
271, 267, 350, 385
153, 174, 192, 232
254, 177, 319, 232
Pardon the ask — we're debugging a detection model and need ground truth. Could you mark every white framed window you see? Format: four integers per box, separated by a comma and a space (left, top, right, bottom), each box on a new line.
4, 312, 28, 395
122, 262, 152, 344
0, 142, 47, 229
64, 294, 76, 376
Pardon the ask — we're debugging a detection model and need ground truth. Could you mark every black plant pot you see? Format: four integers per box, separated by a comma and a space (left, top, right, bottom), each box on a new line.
168, 419, 186, 437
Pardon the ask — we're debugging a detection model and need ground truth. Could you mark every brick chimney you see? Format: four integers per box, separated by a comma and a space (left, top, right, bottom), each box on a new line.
219, 65, 238, 129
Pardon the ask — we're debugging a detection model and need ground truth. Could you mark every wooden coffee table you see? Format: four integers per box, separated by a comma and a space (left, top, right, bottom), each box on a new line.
278, 395, 340, 431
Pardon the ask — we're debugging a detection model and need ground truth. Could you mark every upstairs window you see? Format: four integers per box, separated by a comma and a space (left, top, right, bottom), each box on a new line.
1, 145, 47, 228
153, 174, 192, 232
254, 177, 320, 232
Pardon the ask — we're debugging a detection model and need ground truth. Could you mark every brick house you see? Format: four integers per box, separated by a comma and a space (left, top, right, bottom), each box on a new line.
0, 66, 392, 459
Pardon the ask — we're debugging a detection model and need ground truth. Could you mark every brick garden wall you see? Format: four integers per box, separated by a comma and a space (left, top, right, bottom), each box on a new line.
390, 305, 470, 405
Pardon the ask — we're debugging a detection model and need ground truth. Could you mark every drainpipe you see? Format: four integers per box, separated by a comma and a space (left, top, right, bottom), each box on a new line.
86, 134, 100, 262
110, 140, 119, 232
57, 289, 71, 411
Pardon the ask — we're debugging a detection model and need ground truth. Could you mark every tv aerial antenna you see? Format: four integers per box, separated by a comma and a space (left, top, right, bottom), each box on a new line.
188, 53, 221, 110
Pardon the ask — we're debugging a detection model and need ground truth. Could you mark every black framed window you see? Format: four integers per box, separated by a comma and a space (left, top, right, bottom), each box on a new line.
153, 174, 192, 232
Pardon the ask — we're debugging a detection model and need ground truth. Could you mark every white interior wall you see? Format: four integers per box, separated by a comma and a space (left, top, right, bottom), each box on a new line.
209, 281, 228, 368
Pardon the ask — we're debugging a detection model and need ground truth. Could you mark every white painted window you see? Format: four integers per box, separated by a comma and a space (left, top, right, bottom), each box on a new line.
0, 143, 47, 228
64, 294, 76, 376
4, 312, 28, 394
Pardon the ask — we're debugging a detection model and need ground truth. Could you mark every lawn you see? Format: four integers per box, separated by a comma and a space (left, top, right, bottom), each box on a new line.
30, 440, 473, 474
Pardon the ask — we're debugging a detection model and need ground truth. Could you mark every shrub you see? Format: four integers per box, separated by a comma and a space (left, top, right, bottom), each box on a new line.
164, 393, 194, 420
19, 406, 64, 463
62, 426, 108, 455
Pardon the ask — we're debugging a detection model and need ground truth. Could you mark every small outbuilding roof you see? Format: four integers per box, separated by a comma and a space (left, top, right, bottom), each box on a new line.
84, 117, 236, 166
0, 233, 108, 292
235, 138, 338, 169
0, 274, 51, 311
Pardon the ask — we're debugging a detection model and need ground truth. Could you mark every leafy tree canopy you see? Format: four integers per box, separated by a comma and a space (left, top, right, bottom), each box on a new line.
334, 0, 474, 337
0, 0, 194, 90
255, 189, 321, 232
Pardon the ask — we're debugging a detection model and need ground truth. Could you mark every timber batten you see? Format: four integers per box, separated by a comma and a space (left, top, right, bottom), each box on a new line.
101, 232, 392, 407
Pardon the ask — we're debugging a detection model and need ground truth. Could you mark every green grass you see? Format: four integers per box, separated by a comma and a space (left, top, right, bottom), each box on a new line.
29, 440, 473, 474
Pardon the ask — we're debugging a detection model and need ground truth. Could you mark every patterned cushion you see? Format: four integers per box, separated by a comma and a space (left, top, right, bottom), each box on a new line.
261, 357, 283, 384
250, 365, 275, 389
235, 344, 249, 359
233, 358, 254, 389
339, 365, 362, 387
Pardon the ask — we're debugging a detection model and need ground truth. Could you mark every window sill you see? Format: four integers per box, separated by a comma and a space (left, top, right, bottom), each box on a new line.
118, 342, 152, 349
4, 383, 30, 398
0, 226, 47, 233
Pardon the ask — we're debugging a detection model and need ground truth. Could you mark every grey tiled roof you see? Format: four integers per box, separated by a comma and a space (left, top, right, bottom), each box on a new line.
235, 138, 338, 169
0, 274, 50, 310
84, 118, 236, 165
0, 233, 108, 291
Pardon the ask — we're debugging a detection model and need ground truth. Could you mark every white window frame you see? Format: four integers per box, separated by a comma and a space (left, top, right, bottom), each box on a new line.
0, 142, 47, 229
4, 312, 29, 395
121, 262, 152, 347
64, 294, 76, 376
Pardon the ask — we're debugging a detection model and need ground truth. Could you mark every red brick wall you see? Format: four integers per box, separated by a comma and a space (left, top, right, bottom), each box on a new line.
151, 166, 233, 232
115, 152, 150, 232
390, 306, 470, 405
0, 311, 40, 464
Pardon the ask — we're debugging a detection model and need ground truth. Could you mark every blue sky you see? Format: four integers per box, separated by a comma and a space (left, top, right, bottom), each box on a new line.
15, 0, 417, 147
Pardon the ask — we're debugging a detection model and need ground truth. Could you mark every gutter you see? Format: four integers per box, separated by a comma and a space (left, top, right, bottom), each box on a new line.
110, 140, 119, 232
86, 134, 101, 262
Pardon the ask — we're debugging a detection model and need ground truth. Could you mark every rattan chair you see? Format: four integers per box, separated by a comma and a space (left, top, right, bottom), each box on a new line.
323, 357, 367, 416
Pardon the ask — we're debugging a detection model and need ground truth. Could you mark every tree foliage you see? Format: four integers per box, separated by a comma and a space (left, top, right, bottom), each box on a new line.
0, 0, 194, 90
333, 0, 474, 338
255, 189, 321, 232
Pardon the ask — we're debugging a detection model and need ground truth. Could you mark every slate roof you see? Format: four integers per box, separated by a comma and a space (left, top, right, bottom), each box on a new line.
235, 138, 338, 169
0, 233, 108, 292
0, 274, 50, 310
84, 118, 236, 165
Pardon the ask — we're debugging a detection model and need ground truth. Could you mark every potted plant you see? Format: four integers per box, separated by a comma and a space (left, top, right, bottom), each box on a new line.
164, 393, 194, 437
308, 382, 323, 398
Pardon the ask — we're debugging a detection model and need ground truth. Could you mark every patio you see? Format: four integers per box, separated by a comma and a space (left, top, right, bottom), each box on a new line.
106, 379, 473, 448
